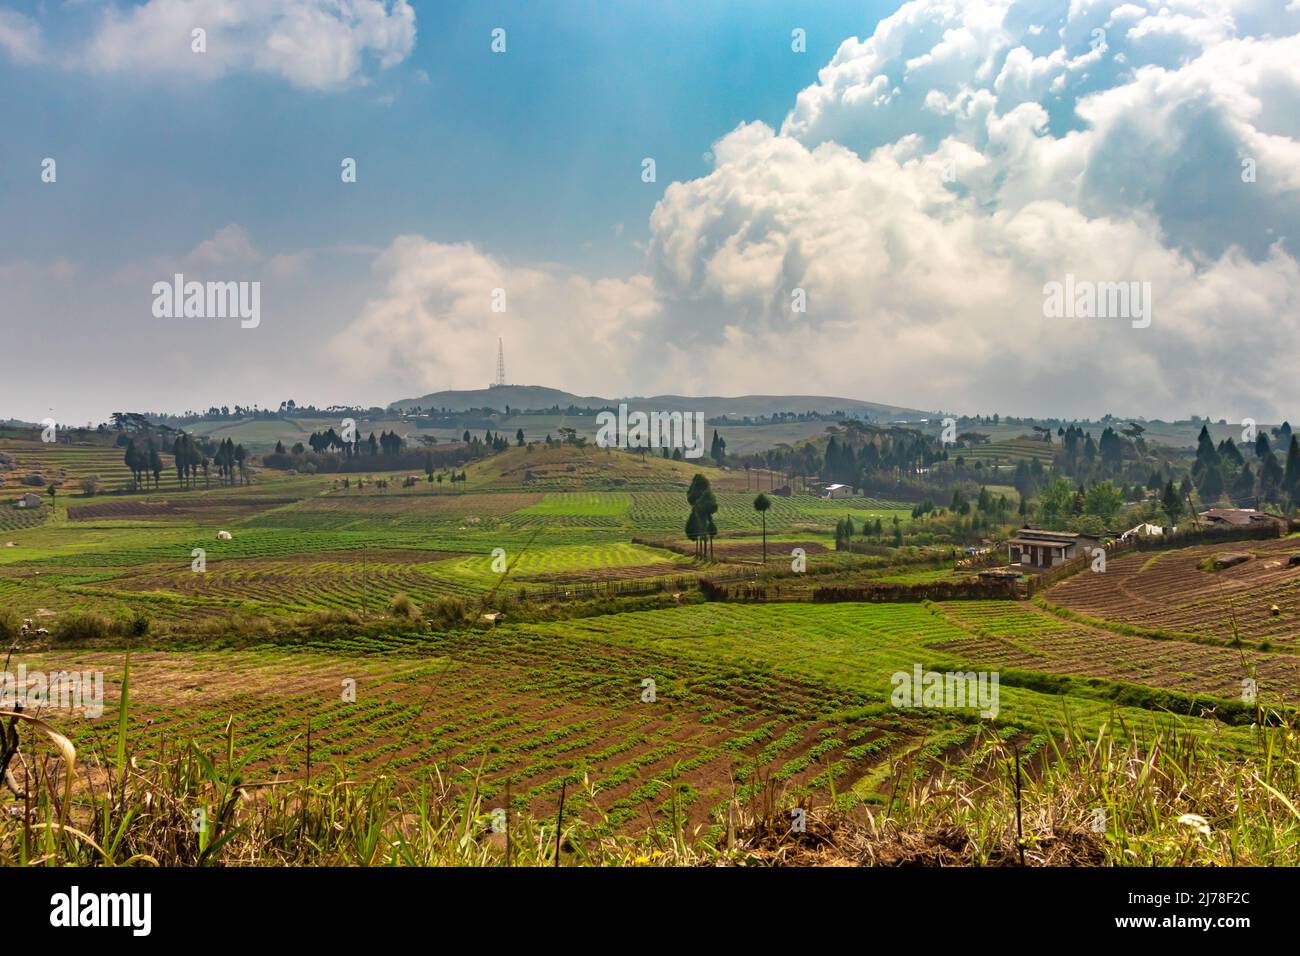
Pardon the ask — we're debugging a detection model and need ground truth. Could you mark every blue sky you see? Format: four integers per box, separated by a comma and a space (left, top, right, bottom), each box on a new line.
2, 1, 886, 278
2, 0, 1299, 425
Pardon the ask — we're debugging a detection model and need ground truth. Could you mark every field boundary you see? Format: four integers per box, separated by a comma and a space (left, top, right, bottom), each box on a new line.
697, 576, 1018, 603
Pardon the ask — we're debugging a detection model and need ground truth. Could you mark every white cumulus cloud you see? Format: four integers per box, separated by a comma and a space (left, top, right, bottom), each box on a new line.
330, 0, 1300, 420
628, 0, 1300, 419
329, 239, 662, 398
81, 0, 415, 90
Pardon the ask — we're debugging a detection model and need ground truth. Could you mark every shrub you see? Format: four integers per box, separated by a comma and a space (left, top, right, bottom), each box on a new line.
424, 597, 470, 629
191, 613, 276, 646
119, 609, 151, 637
299, 609, 362, 637
0, 607, 22, 641
53, 611, 116, 641
389, 593, 421, 621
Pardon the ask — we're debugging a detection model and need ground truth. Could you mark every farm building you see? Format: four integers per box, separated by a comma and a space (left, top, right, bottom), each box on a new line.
1006, 527, 1102, 570
13, 493, 41, 509
1198, 508, 1282, 529
821, 484, 854, 499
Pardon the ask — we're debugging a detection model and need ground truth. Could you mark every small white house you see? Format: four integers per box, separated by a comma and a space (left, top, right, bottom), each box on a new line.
821, 483, 854, 499
1007, 528, 1103, 569
14, 493, 41, 509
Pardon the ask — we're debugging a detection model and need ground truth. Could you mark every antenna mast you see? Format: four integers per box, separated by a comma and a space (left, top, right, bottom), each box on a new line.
495, 338, 506, 387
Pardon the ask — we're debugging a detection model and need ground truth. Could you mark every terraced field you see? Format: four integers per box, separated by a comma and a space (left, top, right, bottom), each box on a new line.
14, 599, 1257, 838
3, 432, 1285, 842
1, 438, 916, 625
931, 600, 1300, 702
1044, 536, 1300, 646
628, 491, 907, 534
466, 443, 705, 491
67, 494, 302, 524
13, 636, 940, 836
0, 438, 135, 492
957, 438, 1057, 463
0, 505, 46, 534
244, 491, 547, 532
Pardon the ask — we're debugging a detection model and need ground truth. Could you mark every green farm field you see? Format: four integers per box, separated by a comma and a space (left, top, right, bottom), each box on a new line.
1, 442, 894, 621
2, 435, 1295, 853
8, 600, 1265, 840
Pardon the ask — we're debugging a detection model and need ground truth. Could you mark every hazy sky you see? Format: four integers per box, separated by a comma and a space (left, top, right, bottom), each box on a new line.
2, 0, 1298, 425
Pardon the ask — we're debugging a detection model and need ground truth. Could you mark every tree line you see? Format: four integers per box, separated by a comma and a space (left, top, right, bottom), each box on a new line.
121, 433, 247, 489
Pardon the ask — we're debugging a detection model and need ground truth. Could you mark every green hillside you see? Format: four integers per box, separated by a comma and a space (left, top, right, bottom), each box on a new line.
389, 383, 935, 421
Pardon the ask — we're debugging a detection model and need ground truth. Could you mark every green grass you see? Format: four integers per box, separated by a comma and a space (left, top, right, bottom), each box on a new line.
2, 432, 1286, 865
516, 492, 633, 517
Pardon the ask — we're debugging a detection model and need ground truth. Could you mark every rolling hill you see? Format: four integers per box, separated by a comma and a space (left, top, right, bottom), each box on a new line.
389, 384, 936, 422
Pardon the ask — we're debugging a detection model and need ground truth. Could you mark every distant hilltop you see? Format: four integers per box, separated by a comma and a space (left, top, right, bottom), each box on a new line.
388, 384, 937, 422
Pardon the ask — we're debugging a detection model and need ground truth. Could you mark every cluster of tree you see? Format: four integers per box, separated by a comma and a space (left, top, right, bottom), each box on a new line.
1010, 458, 1049, 500
122, 438, 164, 489
820, 427, 944, 487
835, 513, 903, 548
110, 412, 176, 435
709, 430, 727, 463
684, 475, 718, 559
736, 443, 820, 486
209, 437, 248, 485
914, 511, 1000, 546
119, 431, 241, 490
408, 402, 678, 421
705, 410, 867, 426
263, 442, 472, 475
307, 428, 347, 454
1055, 424, 1130, 473
1040, 423, 1202, 495
1190, 423, 1300, 508
167, 434, 208, 489
304, 429, 406, 458
146, 402, 385, 428
1031, 476, 1134, 532
376, 431, 405, 456
462, 429, 511, 452
902, 490, 1016, 545
733, 422, 1005, 501
939, 487, 1013, 520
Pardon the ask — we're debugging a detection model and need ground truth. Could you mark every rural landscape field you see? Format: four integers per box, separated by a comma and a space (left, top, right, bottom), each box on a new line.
2, 403, 1298, 870
3, 2, 1299, 935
